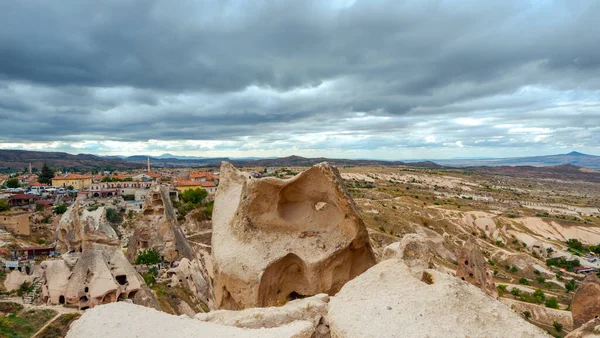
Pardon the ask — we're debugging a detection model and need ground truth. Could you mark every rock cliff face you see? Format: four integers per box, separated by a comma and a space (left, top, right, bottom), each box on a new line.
567, 318, 600, 338
572, 274, 600, 329
55, 199, 119, 253
126, 185, 194, 262
455, 237, 497, 297
212, 162, 376, 309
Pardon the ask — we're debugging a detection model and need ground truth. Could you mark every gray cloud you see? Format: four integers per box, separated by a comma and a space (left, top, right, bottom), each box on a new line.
0, 0, 599, 158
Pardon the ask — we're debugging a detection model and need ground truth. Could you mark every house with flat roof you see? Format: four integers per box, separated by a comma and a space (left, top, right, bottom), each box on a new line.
52, 174, 93, 190
0, 210, 30, 235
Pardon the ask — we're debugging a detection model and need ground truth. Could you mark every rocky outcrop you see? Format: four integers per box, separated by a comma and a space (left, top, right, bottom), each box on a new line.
567, 318, 600, 338
382, 234, 433, 277
572, 274, 600, 329
455, 237, 496, 296
212, 162, 376, 309
501, 298, 573, 332
162, 257, 210, 305
56, 199, 119, 253
327, 259, 550, 338
3, 269, 34, 291
39, 245, 155, 310
195, 294, 329, 334
126, 184, 193, 262
67, 302, 317, 338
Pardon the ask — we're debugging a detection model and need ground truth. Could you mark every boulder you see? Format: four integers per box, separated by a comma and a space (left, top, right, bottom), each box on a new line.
456, 237, 497, 296
56, 199, 119, 253
163, 257, 210, 305
327, 259, 550, 338
212, 162, 375, 309
126, 184, 194, 262
572, 274, 600, 329
67, 302, 317, 338
3, 269, 34, 291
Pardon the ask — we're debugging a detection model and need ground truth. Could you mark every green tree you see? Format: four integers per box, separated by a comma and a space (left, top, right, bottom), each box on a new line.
101, 176, 113, 182
545, 297, 559, 309
106, 208, 122, 224
510, 287, 521, 297
523, 311, 531, 319
55, 203, 68, 215
565, 279, 577, 292
67, 185, 74, 190
0, 199, 10, 212
6, 178, 20, 188
497, 284, 508, 296
536, 277, 546, 284
38, 164, 55, 184
135, 249, 161, 265
518, 278, 530, 285
553, 321, 563, 332
532, 289, 546, 303
180, 188, 208, 206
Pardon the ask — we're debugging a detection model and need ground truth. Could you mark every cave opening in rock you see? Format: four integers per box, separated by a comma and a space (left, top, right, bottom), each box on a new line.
59, 295, 65, 304
287, 291, 306, 301
115, 275, 128, 285
84, 287, 89, 293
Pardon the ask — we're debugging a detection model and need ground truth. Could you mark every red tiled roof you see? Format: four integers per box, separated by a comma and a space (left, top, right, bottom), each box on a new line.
8, 194, 39, 200
36, 200, 54, 206
174, 179, 203, 187
199, 181, 216, 187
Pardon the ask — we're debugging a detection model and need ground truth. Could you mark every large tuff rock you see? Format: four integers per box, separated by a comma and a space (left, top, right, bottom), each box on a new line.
455, 237, 497, 296
67, 302, 317, 338
567, 318, 600, 338
126, 184, 194, 262
39, 245, 157, 310
572, 274, 600, 329
195, 294, 329, 335
56, 199, 119, 253
327, 259, 550, 338
212, 162, 376, 309
162, 257, 210, 306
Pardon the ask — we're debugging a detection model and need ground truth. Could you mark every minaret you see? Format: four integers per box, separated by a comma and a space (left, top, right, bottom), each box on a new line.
147, 156, 151, 173
28, 162, 32, 174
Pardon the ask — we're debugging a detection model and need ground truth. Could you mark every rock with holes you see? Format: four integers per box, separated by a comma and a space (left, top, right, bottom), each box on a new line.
163, 257, 210, 305
38, 244, 156, 310
126, 184, 194, 262
328, 259, 550, 338
455, 237, 497, 297
55, 198, 120, 253
572, 274, 600, 330
212, 162, 376, 309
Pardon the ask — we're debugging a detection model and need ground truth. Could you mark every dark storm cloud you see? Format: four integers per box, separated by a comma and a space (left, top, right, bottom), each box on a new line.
0, 0, 599, 157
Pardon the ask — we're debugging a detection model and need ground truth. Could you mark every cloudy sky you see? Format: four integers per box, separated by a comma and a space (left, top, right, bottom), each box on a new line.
1, 0, 599, 159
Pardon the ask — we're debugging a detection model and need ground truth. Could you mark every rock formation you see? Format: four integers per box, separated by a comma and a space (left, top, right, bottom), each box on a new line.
455, 237, 496, 296
66, 302, 317, 338
56, 199, 120, 253
382, 233, 433, 277
162, 257, 210, 305
212, 162, 376, 309
572, 274, 600, 329
39, 245, 151, 310
126, 184, 194, 262
327, 259, 550, 338
566, 318, 600, 338
195, 294, 329, 335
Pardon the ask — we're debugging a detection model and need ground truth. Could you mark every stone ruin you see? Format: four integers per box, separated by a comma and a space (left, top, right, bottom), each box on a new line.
126, 184, 194, 262
455, 237, 497, 297
572, 274, 600, 330
211, 162, 376, 309
56, 198, 120, 253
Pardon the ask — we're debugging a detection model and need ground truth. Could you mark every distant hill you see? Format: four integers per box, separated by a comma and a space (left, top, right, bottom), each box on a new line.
0, 149, 145, 171
471, 164, 600, 182
125, 155, 230, 168
226, 155, 443, 169
434, 151, 600, 170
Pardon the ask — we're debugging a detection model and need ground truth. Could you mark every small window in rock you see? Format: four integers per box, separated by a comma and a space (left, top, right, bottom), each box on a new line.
116, 275, 128, 285
464, 260, 468, 265
59, 295, 65, 304
84, 287, 89, 293
80, 296, 88, 302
